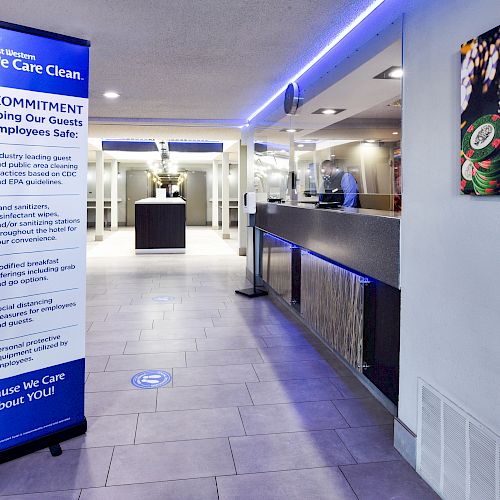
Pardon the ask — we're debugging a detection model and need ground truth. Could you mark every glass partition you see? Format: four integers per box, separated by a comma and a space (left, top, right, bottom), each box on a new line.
252, 30, 402, 213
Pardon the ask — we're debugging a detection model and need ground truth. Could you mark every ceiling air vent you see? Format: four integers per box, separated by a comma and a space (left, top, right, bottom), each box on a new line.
417, 380, 499, 500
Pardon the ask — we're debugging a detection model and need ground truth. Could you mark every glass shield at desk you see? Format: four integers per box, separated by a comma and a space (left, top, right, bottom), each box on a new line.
253, 141, 401, 212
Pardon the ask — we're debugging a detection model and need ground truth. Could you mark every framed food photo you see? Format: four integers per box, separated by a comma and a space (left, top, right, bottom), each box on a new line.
460, 24, 500, 195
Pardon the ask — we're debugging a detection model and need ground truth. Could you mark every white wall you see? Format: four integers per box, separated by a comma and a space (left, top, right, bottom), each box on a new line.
400, 0, 500, 435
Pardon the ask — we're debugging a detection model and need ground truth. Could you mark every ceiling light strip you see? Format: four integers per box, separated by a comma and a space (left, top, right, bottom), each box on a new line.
246, 0, 386, 123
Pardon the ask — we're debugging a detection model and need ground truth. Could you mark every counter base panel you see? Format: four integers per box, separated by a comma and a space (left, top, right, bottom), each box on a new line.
135, 248, 186, 254
264, 285, 397, 415
258, 229, 400, 406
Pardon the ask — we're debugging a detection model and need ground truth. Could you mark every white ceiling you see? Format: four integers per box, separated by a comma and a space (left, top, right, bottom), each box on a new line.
1, 0, 378, 122
256, 39, 402, 143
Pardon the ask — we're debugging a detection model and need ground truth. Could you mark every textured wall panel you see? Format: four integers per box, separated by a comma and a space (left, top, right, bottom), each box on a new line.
262, 234, 292, 303
301, 251, 365, 371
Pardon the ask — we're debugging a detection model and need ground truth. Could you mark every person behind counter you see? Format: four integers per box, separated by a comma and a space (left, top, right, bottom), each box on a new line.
319, 159, 360, 208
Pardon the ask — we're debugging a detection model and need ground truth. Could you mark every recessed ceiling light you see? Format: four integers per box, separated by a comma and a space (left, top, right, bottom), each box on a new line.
312, 108, 345, 115
103, 91, 120, 99
297, 144, 304, 148
366, 139, 376, 143
389, 68, 403, 79
280, 128, 303, 133
392, 131, 399, 135
373, 66, 403, 80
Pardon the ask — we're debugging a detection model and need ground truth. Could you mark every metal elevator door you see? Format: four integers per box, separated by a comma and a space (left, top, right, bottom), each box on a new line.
126, 170, 151, 226
186, 171, 207, 226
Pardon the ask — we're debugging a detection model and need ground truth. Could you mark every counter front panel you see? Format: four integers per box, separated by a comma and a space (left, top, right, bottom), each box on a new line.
135, 198, 186, 253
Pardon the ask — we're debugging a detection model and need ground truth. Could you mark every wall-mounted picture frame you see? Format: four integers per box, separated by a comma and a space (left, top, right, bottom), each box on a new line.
460, 24, 499, 196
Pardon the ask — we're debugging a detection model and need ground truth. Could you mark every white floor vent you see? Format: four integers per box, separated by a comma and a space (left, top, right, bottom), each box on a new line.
417, 380, 499, 500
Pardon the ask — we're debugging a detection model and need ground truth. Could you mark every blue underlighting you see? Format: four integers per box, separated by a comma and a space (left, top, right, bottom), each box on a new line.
261, 231, 372, 283
302, 249, 372, 283
246, 0, 386, 123
263, 232, 293, 247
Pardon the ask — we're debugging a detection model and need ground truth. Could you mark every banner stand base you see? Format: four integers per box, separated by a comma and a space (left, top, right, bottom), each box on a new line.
49, 443, 63, 457
0, 418, 87, 465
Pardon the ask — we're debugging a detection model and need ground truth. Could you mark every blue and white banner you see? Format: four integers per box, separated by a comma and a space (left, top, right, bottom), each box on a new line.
0, 24, 88, 452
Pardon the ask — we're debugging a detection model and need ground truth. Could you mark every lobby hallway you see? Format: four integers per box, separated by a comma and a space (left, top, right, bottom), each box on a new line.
0, 228, 438, 499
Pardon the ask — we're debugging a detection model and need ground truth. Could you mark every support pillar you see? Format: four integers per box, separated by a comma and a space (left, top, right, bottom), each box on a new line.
95, 150, 104, 241
110, 159, 118, 231
288, 132, 298, 201
221, 152, 230, 239
237, 142, 247, 256
212, 159, 219, 229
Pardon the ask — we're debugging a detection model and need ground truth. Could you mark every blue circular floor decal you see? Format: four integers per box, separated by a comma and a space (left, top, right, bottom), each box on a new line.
131, 370, 172, 389
152, 296, 176, 303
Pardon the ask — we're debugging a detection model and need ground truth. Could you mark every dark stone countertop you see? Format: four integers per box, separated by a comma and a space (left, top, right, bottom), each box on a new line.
255, 202, 400, 289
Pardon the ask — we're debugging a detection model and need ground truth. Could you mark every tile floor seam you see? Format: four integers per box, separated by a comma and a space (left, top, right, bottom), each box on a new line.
250, 363, 261, 381
214, 475, 221, 500
223, 463, 360, 477
236, 407, 248, 436
243, 382, 255, 405
215, 464, 350, 479
229, 428, 355, 439
227, 437, 239, 476
337, 465, 362, 500
104, 445, 116, 487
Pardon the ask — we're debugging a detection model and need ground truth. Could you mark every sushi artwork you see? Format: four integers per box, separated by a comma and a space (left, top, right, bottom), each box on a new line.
460, 24, 500, 196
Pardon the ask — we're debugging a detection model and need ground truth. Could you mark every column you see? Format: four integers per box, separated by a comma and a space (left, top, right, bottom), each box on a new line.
221, 151, 230, 239
110, 159, 118, 231
245, 130, 255, 192
289, 132, 298, 201
95, 150, 104, 241
237, 141, 247, 256
212, 159, 219, 229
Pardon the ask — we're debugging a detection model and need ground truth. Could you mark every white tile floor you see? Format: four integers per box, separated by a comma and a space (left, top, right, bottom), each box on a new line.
0, 227, 439, 499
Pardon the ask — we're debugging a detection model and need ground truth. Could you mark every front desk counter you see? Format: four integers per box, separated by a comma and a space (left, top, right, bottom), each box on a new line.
255, 201, 401, 407
135, 198, 186, 254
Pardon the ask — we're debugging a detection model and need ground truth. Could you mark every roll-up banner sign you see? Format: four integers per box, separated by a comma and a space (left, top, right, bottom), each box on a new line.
0, 22, 89, 463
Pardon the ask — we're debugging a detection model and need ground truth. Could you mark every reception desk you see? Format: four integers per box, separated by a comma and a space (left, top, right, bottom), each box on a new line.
255, 202, 401, 405
135, 198, 186, 254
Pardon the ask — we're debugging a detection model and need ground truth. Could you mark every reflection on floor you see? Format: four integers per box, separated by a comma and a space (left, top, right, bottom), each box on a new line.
0, 227, 438, 499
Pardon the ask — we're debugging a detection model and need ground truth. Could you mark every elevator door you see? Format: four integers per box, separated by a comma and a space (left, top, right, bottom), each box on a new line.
126, 170, 150, 226
186, 171, 207, 226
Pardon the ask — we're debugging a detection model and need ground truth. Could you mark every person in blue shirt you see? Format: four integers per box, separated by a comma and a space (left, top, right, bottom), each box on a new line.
320, 160, 360, 208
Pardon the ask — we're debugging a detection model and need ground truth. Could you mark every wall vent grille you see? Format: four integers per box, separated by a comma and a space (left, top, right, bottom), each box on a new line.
417, 380, 499, 500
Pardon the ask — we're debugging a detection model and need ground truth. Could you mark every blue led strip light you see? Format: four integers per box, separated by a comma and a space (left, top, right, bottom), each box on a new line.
246, 0, 386, 123
302, 249, 372, 284
262, 231, 372, 283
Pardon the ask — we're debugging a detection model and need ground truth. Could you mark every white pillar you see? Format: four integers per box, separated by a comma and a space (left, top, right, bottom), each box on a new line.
245, 131, 255, 192
95, 150, 104, 241
110, 159, 118, 231
237, 142, 247, 256
289, 133, 298, 201
212, 159, 219, 229
221, 152, 230, 239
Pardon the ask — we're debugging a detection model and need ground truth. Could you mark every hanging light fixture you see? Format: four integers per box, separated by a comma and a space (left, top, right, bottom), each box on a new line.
159, 141, 170, 172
